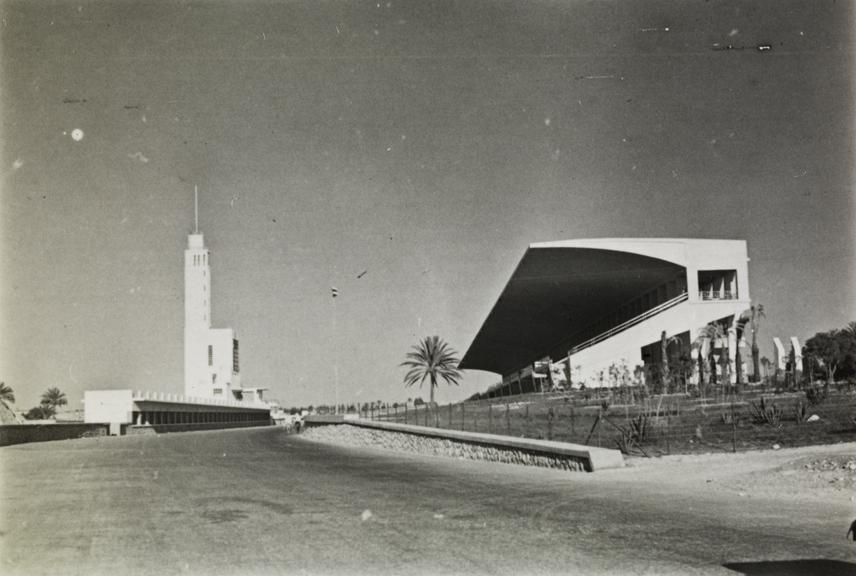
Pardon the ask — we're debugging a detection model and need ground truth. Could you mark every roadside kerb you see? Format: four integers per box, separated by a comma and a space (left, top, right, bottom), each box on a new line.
303, 415, 624, 472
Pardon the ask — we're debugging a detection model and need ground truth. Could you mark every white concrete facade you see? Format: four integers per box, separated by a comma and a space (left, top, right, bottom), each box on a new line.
464, 238, 753, 390
184, 232, 242, 400
84, 390, 270, 426
547, 239, 750, 386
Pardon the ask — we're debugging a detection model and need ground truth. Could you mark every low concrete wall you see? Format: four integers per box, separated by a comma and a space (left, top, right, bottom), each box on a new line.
303, 417, 624, 472
0, 423, 110, 447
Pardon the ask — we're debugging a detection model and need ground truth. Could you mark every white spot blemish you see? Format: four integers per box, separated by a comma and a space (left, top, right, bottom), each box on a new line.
141, 115, 147, 123
433, 513, 445, 519
128, 151, 149, 163
729, 28, 738, 37
361, 509, 373, 521
544, 118, 551, 126
386, 147, 392, 152
12, 158, 23, 170
71, 128, 84, 141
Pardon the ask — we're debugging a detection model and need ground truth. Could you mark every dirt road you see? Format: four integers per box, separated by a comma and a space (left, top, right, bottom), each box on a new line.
1, 427, 854, 575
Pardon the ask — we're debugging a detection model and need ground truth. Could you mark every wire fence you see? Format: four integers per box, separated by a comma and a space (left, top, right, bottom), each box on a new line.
361, 388, 856, 456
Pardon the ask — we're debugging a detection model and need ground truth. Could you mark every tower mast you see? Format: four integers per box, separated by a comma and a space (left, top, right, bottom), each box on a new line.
194, 185, 199, 233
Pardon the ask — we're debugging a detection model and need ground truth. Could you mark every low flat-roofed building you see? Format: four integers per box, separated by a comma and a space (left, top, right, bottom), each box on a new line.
84, 390, 271, 434
460, 238, 752, 393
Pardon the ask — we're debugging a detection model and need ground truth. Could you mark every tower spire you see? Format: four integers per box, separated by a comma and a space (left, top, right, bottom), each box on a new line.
194, 185, 199, 233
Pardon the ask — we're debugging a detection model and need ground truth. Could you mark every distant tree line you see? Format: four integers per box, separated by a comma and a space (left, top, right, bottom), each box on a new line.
803, 321, 856, 384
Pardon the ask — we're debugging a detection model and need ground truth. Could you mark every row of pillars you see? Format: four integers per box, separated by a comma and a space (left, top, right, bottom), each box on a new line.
133, 410, 268, 426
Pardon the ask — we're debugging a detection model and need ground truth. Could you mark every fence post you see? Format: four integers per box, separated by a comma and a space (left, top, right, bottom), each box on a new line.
547, 407, 554, 440
424, 404, 429, 427
570, 406, 576, 438
506, 403, 510, 435
666, 405, 671, 455
434, 407, 439, 428
488, 405, 493, 434
525, 404, 530, 438
461, 403, 465, 431
730, 400, 736, 453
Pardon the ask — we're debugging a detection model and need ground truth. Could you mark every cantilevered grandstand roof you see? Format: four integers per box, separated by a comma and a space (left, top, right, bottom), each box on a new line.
459, 238, 739, 375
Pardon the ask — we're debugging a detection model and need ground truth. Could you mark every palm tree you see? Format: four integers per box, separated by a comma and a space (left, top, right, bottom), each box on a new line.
660, 331, 671, 394
0, 382, 15, 408
699, 323, 729, 392
748, 304, 766, 383
760, 356, 772, 382
401, 336, 463, 405
40, 387, 68, 412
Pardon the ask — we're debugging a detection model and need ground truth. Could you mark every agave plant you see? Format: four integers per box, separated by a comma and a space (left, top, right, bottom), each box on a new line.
401, 336, 463, 405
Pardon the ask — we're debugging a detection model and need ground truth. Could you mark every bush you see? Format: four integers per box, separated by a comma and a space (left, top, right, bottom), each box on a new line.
749, 397, 783, 428
629, 412, 652, 442
794, 401, 808, 424
805, 386, 828, 406
24, 405, 55, 420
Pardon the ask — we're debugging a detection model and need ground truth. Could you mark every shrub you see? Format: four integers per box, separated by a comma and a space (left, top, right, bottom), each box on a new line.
805, 386, 828, 406
749, 397, 783, 428
629, 412, 652, 442
794, 401, 808, 424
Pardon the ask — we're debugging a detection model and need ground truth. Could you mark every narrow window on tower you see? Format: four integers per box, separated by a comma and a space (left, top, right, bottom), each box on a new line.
233, 339, 240, 374
208, 345, 213, 366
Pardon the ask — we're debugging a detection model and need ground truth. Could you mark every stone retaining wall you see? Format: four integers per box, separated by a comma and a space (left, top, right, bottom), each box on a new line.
302, 424, 588, 472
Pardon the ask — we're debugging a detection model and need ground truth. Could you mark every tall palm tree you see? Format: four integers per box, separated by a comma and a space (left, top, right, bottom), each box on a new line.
660, 331, 671, 394
749, 304, 766, 383
40, 387, 68, 411
401, 336, 463, 405
699, 323, 729, 392
0, 382, 15, 408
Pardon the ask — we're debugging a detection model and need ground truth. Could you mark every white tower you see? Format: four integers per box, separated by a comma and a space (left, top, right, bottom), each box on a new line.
184, 187, 240, 399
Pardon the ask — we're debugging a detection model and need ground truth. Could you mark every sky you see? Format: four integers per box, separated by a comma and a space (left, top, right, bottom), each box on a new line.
0, 0, 853, 411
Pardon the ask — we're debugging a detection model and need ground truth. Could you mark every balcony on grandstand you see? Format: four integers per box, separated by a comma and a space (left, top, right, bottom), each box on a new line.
697, 269, 738, 301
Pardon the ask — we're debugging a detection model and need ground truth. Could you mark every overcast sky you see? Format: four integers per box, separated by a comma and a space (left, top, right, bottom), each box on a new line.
1, 0, 853, 410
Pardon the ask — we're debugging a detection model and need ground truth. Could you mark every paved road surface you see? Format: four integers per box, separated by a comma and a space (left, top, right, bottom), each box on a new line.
1, 427, 854, 575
